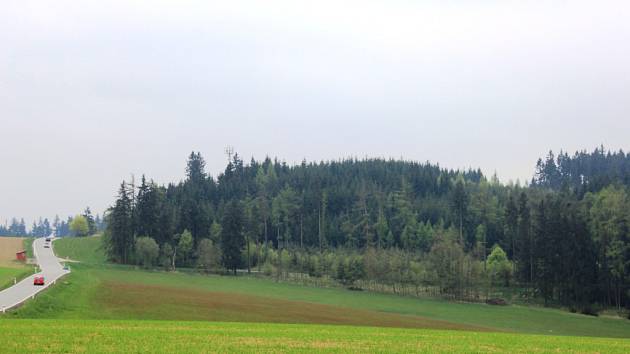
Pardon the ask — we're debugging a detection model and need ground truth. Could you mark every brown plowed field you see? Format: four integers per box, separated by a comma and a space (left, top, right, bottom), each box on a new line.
0, 237, 24, 267
96, 281, 492, 332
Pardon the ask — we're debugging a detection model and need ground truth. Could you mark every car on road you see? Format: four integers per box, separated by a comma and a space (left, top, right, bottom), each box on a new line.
45, 237, 51, 242
33, 276, 45, 286
44, 244, 50, 248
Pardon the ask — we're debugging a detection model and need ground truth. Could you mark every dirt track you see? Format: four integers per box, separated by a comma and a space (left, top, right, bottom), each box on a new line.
0, 237, 24, 268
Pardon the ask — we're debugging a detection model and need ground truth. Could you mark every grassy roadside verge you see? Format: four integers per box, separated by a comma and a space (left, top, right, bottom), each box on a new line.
23, 238, 34, 259
0, 267, 34, 291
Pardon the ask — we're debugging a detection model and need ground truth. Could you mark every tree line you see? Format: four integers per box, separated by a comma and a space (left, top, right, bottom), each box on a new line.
0, 207, 105, 237
104, 149, 630, 313
533, 146, 630, 193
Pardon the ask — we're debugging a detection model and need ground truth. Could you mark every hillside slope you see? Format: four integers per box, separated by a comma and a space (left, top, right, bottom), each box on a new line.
4, 236, 630, 338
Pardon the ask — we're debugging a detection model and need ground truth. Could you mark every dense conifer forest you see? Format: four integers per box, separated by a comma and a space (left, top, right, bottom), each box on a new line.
533, 146, 630, 192
103, 147, 630, 313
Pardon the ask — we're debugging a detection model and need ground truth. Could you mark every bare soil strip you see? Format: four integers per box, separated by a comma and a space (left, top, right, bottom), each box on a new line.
97, 282, 493, 332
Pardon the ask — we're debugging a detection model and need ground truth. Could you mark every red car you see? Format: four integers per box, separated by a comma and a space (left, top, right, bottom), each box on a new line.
33, 276, 45, 286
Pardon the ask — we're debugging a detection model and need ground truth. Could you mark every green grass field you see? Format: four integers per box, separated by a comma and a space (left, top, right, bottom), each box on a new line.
2, 236, 630, 352
53, 235, 107, 265
12, 236, 630, 337
0, 319, 629, 353
0, 267, 32, 291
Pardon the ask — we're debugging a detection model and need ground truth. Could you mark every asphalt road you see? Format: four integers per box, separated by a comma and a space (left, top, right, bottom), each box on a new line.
0, 237, 70, 312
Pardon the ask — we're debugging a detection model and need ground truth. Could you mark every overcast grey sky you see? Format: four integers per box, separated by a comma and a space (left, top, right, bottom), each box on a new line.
1, 0, 629, 224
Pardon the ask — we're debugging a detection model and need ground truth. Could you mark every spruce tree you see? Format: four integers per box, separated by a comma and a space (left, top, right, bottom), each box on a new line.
107, 182, 134, 263
504, 194, 518, 260
221, 200, 245, 274
450, 178, 469, 246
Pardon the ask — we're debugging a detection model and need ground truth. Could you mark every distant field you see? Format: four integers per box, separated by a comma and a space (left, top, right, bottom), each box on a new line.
0, 319, 629, 353
6, 236, 630, 339
0, 237, 32, 291
0, 237, 25, 267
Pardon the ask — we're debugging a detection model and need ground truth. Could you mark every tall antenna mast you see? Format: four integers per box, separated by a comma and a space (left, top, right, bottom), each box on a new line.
225, 146, 234, 162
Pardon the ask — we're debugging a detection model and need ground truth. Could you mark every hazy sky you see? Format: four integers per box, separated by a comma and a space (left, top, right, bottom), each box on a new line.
1, 0, 629, 224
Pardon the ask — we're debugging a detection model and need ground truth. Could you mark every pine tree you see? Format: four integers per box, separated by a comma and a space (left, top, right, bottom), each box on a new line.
450, 178, 469, 246
83, 207, 97, 235
107, 182, 134, 263
18, 218, 27, 236
374, 209, 389, 250
504, 194, 518, 260
186, 151, 207, 184
221, 200, 245, 274
516, 192, 532, 284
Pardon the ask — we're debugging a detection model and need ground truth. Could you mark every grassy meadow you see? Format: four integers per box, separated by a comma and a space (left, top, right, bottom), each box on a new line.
6, 236, 630, 337
1, 235, 629, 352
53, 235, 107, 265
1, 319, 630, 353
